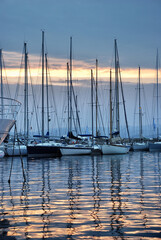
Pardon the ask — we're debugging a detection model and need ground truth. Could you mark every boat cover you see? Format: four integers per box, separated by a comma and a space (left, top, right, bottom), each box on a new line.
0, 119, 15, 145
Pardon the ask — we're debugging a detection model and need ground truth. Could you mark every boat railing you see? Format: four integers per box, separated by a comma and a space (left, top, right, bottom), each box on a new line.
0, 97, 21, 120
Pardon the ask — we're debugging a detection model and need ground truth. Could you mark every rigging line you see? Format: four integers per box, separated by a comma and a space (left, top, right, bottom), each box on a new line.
115, 42, 130, 139
98, 102, 106, 135
2, 57, 11, 99
48, 66, 61, 136
47, 55, 65, 136
133, 81, 139, 136
98, 81, 106, 135
106, 82, 110, 136
14, 47, 24, 101
118, 65, 130, 140
152, 53, 160, 133
152, 79, 156, 128
8, 123, 16, 183
15, 123, 26, 182
93, 79, 106, 135
28, 60, 40, 135
71, 104, 78, 135
142, 83, 151, 129
60, 82, 68, 136
71, 82, 82, 134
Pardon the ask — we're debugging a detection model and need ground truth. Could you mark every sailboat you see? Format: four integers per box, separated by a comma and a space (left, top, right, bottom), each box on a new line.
101, 40, 129, 155
132, 66, 149, 151
89, 67, 102, 155
27, 31, 62, 158
149, 50, 161, 152
60, 37, 92, 156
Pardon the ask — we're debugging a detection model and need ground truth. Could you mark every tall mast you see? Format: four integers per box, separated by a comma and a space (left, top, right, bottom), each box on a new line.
114, 39, 120, 135
45, 53, 50, 135
24, 43, 29, 140
96, 59, 98, 136
67, 62, 70, 133
69, 36, 72, 133
91, 69, 94, 145
0, 49, 4, 118
156, 49, 159, 139
110, 69, 112, 140
75, 95, 78, 134
42, 30, 45, 140
138, 66, 142, 139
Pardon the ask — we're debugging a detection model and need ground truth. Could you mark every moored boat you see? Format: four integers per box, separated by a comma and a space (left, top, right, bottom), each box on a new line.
149, 141, 161, 152
60, 144, 91, 156
6, 143, 27, 156
101, 144, 129, 155
132, 142, 149, 151
27, 142, 62, 158
0, 150, 4, 158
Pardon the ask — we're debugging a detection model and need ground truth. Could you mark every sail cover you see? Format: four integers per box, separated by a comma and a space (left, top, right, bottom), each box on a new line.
0, 119, 15, 145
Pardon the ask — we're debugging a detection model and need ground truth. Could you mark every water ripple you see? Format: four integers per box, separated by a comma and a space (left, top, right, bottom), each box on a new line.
0, 152, 161, 239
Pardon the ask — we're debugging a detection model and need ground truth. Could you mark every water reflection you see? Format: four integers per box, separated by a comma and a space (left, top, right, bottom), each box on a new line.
139, 152, 147, 227
110, 155, 125, 239
67, 159, 77, 239
91, 156, 101, 229
21, 181, 30, 239
0, 153, 161, 239
40, 160, 52, 238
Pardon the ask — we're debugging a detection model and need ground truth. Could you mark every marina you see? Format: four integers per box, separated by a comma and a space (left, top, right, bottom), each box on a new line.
0, 1, 161, 239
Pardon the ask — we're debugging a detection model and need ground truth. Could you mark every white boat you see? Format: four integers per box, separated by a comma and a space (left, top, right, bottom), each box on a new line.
101, 40, 130, 156
60, 144, 91, 156
133, 142, 149, 151
132, 67, 149, 150
101, 144, 129, 155
0, 118, 18, 157
6, 144, 27, 156
0, 150, 4, 158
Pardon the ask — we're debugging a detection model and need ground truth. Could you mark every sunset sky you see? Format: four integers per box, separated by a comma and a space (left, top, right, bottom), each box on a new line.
0, 0, 161, 85
1, 0, 161, 136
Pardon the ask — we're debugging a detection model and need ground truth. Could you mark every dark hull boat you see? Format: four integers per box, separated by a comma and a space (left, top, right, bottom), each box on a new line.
149, 142, 161, 152
27, 143, 62, 158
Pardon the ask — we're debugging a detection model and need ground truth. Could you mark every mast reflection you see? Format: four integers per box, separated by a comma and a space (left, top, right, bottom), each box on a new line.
139, 152, 147, 227
67, 158, 81, 239
20, 173, 30, 239
40, 159, 52, 239
91, 155, 102, 229
110, 155, 125, 239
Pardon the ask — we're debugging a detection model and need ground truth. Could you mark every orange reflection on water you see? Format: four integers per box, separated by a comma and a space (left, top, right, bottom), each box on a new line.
0, 153, 161, 239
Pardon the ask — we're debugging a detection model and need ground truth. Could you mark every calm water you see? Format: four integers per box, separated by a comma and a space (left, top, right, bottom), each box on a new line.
0, 152, 161, 239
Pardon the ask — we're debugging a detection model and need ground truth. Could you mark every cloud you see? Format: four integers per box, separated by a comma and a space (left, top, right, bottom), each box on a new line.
0, 0, 161, 69
1, 50, 159, 86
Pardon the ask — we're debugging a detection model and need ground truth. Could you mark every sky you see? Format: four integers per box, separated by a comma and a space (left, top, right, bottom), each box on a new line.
0, 0, 161, 69
0, 0, 161, 137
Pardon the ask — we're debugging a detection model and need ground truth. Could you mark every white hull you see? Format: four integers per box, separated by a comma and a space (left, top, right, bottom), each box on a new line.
60, 145, 91, 156
133, 142, 149, 151
7, 145, 27, 156
101, 144, 129, 155
0, 150, 5, 158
